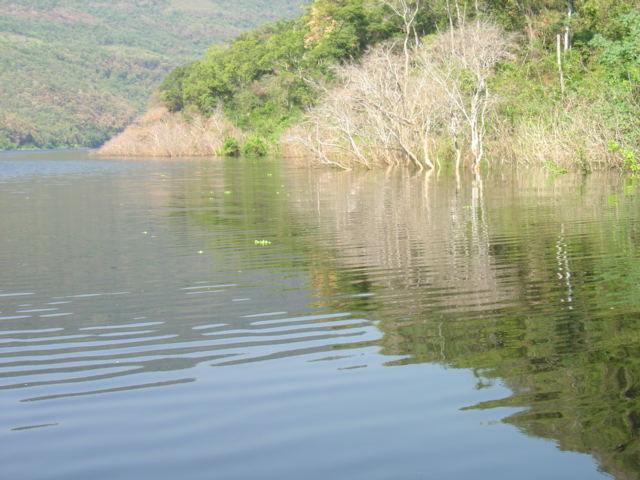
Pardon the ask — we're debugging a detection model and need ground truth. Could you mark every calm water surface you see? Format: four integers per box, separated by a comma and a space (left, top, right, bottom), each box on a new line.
1, 150, 639, 479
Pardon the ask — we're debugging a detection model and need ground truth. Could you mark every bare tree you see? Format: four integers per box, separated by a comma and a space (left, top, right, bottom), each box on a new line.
282, 22, 512, 172
417, 21, 512, 170
283, 44, 448, 170
564, 0, 573, 51
380, 0, 422, 89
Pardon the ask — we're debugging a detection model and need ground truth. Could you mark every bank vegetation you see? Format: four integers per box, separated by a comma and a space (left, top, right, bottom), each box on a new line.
100, 0, 640, 173
99, 105, 244, 157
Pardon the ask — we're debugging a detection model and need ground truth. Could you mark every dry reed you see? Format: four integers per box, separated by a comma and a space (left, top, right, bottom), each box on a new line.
97, 106, 243, 157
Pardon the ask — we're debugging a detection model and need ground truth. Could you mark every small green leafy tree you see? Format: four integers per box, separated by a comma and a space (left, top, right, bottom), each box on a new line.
220, 137, 241, 157
242, 136, 269, 157
609, 140, 640, 173
590, 10, 640, 83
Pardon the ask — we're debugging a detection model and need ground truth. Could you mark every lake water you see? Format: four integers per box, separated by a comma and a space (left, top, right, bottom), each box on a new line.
1, 149, 639, 479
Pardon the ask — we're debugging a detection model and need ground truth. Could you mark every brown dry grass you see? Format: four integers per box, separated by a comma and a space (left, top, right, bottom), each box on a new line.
489, 102, 623, 170
97, 106, 243, 157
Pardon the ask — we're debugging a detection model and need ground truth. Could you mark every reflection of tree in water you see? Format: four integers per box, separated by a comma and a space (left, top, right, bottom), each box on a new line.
168, 160, 640, 477
286, 167, 640, 480
290, 168, 517, 314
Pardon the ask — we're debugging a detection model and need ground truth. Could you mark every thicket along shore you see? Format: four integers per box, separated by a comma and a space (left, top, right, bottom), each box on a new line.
100, 0, 639, 174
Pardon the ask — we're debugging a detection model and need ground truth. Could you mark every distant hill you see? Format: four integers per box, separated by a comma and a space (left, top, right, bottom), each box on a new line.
0, 0, 305, 149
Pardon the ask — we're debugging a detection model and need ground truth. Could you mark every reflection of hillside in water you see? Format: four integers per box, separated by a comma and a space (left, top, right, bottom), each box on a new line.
0, 159, 384, 403
286, 167, 640, 480
4, 156, 639, 477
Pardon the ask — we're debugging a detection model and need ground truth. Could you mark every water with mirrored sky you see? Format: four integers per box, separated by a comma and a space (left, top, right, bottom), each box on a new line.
1, 149, 640, 479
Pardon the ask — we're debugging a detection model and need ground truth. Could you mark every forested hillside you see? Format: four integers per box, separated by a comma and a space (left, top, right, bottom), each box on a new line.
0, 0, 305, 150
104, 0, 639, 172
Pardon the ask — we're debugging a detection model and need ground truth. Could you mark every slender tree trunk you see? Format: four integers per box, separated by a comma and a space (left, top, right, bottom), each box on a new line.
525, 13, 535, 45
557, 34, 565, 94
564, 0, 573, 51
403, 26, 411, 94
421, 128, 434, 169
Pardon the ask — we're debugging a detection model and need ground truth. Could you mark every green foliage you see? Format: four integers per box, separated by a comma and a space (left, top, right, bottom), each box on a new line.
155, 0, 638, 168
157, 0, 419, 138
490, 5, 640, 167
7, 0, 638, 165
220, 136, 241, 157
544, 160, 569, 174
590, 9, 640, 82
610, 141, 640, 173
0, 0, 304, 150
0, 132, 16, 150
242, 135, 269, 157
160, 64, 194, 112
623, 149, 640, 173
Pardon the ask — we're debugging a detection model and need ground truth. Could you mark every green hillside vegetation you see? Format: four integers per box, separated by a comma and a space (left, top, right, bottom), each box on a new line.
0, 0, 304, 150
148, 0, 639, 171
157, 0, 421, 137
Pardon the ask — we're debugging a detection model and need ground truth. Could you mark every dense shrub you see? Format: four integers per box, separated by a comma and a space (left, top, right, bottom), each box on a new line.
220, 136, 241, 157
242, 136, 269, 157
111, 0, 639, 169
157, 0, 413, 138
